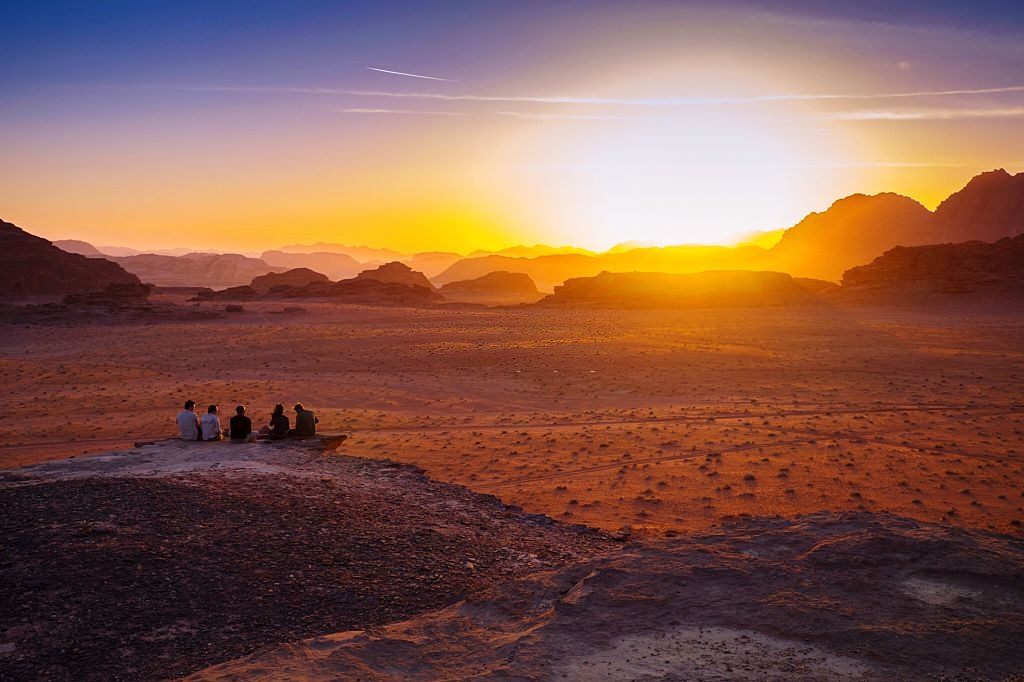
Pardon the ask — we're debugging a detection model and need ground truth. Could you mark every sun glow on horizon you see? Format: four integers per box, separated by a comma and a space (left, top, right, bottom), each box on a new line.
494, 88, 862, 250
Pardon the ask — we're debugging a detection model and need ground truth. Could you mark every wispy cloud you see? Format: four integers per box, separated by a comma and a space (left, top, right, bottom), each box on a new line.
350, 84, 1024, 106
828, 106, 1024, 120
339, 108, 466, 116
365, 67, 458, 82
792, 161, 984, 168
72, 82, 1024, 107
492, 110, 634, 121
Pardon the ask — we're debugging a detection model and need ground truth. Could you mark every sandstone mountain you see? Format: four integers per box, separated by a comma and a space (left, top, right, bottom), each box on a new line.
433, 253, 606, 292
276, 242, 406, 263
355, 261, 435, 290
250, 267, 330, 294
432, 170, 1024, 288
260, 250, 364, 281
765, 193, 934, 281
438, 271, 543, 305
53, 239, 104, 257
930, 168, 1024, 243
537, 270, 836, 309
113, 253, 282, 288
0, 219, 141, 296
841, 233, 1024, 299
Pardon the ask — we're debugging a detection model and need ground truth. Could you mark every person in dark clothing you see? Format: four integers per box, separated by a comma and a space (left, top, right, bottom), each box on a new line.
265, 403, 290, 439
292, 402, 319, 437
229, 405, 255, 443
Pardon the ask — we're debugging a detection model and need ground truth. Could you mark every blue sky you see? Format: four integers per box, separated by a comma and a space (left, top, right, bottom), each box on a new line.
2, 1, 1023, 251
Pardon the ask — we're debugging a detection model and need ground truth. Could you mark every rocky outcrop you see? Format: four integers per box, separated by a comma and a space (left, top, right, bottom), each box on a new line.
438, 271, 543, 305
537, 270, 837, 309
191, 285, 257, 301
767, 193, 934, 281
312, 279, 442, 306
354, 261, 435, 290
432, 253, 604, 292
62, 282, 154, 305
930, 168, 1024, 243
841, 234, 1024, 298
0, 219, 142, 296
113, 253, 282, 288
0, 441, 615, 682
190, 512, 1024, 681
249, 267, 329, 294
260, 250, 364, 281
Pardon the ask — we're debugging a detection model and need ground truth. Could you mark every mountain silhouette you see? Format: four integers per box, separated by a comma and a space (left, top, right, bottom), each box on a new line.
1, 219, 141, 296
930, 169, 1024, 243
765, 193, 934, 280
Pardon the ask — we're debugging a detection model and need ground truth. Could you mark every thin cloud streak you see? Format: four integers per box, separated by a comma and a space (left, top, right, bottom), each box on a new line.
829, 107, 1024, 120
70, 83, 1024, 107
340, 108, 467, 116
365, 67, 458, 82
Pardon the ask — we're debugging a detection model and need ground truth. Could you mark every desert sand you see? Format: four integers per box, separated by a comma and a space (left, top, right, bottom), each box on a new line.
2, 297, 1022, 537
2, 298, 1024, 680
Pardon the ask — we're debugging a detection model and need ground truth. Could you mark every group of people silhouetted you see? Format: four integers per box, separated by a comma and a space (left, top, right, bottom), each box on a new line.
175, 400, 318, 442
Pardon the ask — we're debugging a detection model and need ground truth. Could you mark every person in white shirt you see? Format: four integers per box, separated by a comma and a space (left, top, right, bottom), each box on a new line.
200, 404, 224, 441
176, 400, 201, 441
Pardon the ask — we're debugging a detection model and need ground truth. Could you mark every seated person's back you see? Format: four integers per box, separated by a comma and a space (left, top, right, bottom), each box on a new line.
293, 403, 318, 436
176, 400, 201, 441
229, 405, 254, 442
200, 404, 223, 441
268, 403, 290, 438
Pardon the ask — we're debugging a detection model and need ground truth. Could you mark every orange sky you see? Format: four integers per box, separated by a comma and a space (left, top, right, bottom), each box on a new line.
2, 2, 1023, 254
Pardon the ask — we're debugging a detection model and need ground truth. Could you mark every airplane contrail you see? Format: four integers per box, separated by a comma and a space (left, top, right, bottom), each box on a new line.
366, 67, 456, 82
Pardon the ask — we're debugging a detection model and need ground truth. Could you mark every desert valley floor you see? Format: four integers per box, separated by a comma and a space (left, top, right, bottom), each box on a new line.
2, 298, 1024, 680
2, 299, 1022, 537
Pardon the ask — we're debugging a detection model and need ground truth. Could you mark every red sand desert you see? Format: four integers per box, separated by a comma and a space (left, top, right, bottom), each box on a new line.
2, 298, 1022, 537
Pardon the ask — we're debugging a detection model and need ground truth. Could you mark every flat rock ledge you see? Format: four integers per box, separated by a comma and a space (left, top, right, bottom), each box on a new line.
2, 440, 1023, 681
0, 439, 616, 681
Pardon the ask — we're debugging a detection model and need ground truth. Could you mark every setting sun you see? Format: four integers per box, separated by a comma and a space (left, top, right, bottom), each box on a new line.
2, 2, 1022, 253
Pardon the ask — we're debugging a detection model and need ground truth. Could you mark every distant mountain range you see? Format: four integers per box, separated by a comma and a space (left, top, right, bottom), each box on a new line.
14, 167, 1024, 297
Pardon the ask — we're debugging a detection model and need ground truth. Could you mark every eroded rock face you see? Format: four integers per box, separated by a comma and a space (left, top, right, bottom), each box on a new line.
439, 271, 543, 304
354, 261, 436, 290
0, 219, 142, 296
841, 234, 1024, 297
931, 168, 1024, 243
249, 267, 329, 294
538, 270, 838, 309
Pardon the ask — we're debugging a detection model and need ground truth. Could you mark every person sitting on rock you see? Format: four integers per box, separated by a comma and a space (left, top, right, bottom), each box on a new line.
176, 399, 201, 441
228, 405, 257, 443
260, 403, 290, 439
292, 402, 319, 437
200, 404, 224, 441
